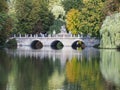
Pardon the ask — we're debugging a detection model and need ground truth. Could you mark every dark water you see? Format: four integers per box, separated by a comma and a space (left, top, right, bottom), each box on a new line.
0, 47, 120, 90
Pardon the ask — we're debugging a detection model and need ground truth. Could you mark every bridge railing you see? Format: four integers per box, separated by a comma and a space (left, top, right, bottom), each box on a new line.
11, 33, 84, 38
11, 34, 100, 41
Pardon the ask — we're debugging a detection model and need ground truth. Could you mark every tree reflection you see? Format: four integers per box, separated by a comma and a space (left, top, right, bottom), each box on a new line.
8, 56, 55, 90
100, 49, 120, 89
0, 50, 11, 90
66, 57, 80, 83
65, 56, 104, 90
0, 53, 65, 90
1, 48, 114, 90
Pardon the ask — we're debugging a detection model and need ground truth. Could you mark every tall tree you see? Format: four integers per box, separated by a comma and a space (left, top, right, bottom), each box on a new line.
0, 0, 12, 45
66, 0, 105, 36
14, 0, 54, 34
79, 0, 105, 36
33, 1, 54, 33
62, 0, 83, 12
14, 0, 33, 34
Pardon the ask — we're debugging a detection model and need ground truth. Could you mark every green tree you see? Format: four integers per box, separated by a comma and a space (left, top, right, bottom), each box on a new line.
0, 13, 12, 45
14, 0, 35, 34
14, 0, 54, 34
65, 0, 105, 36
49, 19, 65, 34
33, 2, 54, 34
79, 0, 105, 36
0, 0, 12, 46
62, 0, 83, 12
0, 0, 8, 12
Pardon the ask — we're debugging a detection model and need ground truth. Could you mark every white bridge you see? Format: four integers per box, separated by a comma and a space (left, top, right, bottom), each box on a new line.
10, 26, 100, 49
11, 34, 99, 49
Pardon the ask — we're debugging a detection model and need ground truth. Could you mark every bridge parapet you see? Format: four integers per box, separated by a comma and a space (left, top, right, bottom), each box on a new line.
10, 34, 100, 48
12, 33, 83, 38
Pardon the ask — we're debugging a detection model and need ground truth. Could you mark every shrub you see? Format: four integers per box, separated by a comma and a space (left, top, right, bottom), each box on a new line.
6, 38, 17, 48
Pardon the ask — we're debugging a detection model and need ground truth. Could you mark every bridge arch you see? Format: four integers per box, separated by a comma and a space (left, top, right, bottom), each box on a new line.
51, 40, 64, 49
31, 40, 43, 49
71, 40, 85, 50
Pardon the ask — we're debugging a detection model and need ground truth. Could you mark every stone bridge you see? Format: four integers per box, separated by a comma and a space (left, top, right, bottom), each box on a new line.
11, 34, 100, 49
10, 25, 99, 49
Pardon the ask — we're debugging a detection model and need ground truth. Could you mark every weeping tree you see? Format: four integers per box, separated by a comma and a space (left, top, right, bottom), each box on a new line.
100, 13, 120, 48
100, 0, 120, 48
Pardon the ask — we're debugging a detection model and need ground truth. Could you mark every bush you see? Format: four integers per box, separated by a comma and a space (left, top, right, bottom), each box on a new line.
6, 38, 17, 48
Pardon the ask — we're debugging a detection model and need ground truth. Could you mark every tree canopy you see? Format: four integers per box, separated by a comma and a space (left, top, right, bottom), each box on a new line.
13, 0, 54, 34
65, 0, 105, 36
0, 0, 12, 45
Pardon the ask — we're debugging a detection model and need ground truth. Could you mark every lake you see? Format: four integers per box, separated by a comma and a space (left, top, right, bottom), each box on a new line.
0, 46, 120, 90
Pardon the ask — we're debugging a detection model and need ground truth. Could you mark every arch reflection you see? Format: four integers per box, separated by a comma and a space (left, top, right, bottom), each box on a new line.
51, 40, 64, 50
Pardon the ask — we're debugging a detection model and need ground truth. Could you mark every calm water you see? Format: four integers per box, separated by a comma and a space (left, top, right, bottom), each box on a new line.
0, 46, 120, 90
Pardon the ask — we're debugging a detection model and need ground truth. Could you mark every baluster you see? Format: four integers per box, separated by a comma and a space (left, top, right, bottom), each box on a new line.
14, 34, 16, 37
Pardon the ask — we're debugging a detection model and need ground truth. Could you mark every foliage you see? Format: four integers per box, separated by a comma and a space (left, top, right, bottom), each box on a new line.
103, 0, 120, 16
49, 19, 65, 34
65, 0, 105, 36
6, 38, 17, 48
0, 12, 12, 45
14, 0, 33, 34
79, 0, 105, 36
48, 0, 62, 9
0, 0, 8, 12
33, 3, 54, 34
14, 0, 54, 34
62, 0, 83, 12
100, 13, 120, 48
51, 5, 65, 19
0, 0, 12, 46
66, 9, 81, 35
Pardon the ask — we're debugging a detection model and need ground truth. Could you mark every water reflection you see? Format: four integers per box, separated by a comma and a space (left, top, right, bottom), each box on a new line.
100, 49, 120, 89
0, 50, 11, 90
65, 57, 105, 90
1, 47, 119, 90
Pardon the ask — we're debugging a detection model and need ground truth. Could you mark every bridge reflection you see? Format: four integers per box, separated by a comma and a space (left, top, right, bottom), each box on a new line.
5, 47, 99, 65
3, 47, 101, 90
